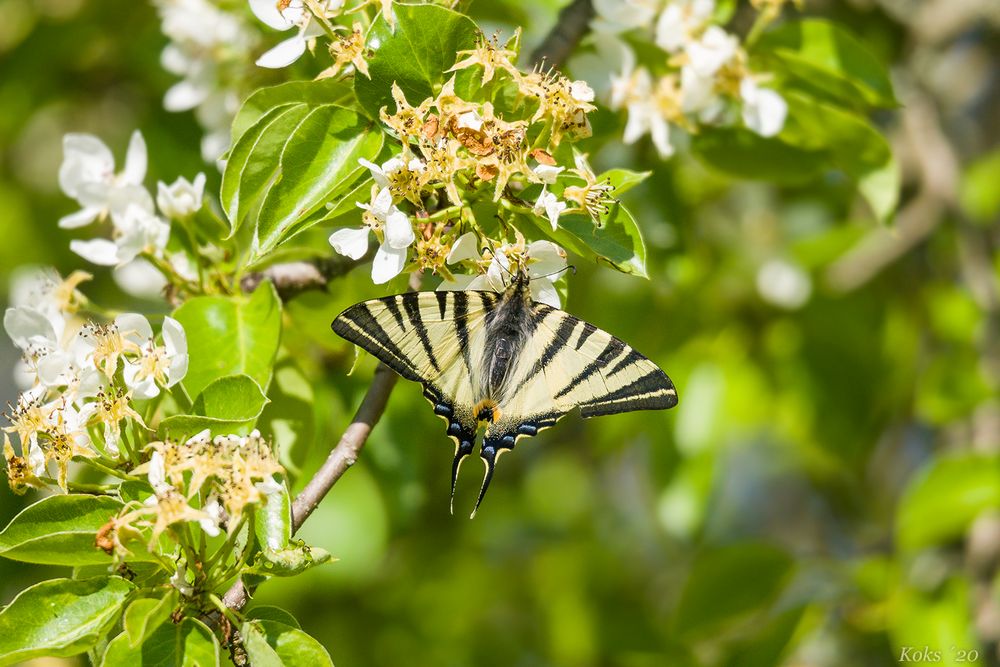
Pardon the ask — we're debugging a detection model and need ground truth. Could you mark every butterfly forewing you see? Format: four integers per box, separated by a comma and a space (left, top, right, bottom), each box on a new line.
332, 280, 677, 515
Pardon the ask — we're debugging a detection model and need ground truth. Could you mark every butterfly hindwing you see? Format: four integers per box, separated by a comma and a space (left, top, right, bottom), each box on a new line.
332, 290, 497, 506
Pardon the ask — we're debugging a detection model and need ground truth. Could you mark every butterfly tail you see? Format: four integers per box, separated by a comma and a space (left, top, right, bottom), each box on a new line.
450, 438, 475, 515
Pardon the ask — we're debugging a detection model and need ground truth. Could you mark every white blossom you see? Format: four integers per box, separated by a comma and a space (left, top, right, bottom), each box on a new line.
740, 77, 788, 137
533, 190, 568, 230
156, 173, 206, 219
591, 0, 659, 34
655, 0, 715, 53
250, 0, 341, 68
532, 164, 564, 185
329, 187, 415, 284
120, 315, 189, 399
199, 498, 224, 537
438, 241, 568, 308
70, 204, 170, 267
756, 259, 812, 309
58, 131, 150, 229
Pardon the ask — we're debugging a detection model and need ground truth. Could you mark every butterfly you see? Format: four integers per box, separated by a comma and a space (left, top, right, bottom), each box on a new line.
332, 269, 677, 516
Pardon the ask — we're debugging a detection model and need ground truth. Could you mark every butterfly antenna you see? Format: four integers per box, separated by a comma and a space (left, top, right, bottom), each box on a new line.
450, 439, 474, 515
470, 446, 498, 519
531, 264, 576, 281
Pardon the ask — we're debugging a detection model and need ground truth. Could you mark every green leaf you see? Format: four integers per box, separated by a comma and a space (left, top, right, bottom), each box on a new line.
159, 374, 270, 439
0, 494, 122, 565
258, 355, 316, 479
959, 149, 1000, 224
535, 203, 648, 277
599, 168, 651, 198
0, 576, 134, 665
123, 592, 177, 649
692, 128, 826, 184
232, 78, 354, 142
172, 282, 282, 398
242, 620, 334, 667
673, 543, 793, 639
355, 4, 478, 118
784, 92, 897, 219
246, 606, 301, 629
101, 617, 220, 667
723, 607, 805, 667
245, 542, 332, 577
755, 18, 897, 108
896, 454, 1000, 551
252, 104, 383, 260
221, 103, 310, 237
890, 578, 978, 667
857, 154, 900, 223
193, 373, 269, 420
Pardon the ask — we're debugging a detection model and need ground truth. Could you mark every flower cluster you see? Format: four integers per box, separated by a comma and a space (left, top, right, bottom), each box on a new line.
329, 35, 608, 294
58, 130, 205, 298
155, 0, 259, 162
2, 268, 188, 492
104, 429, 284, 559
593, 0, 790, 157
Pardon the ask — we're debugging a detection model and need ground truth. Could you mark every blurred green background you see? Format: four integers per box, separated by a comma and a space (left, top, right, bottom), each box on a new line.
2, 0, 999, 665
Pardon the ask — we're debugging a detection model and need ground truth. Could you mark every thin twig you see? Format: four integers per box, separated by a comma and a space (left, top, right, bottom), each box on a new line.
221, 272, 422, 612
240, 253, 369, 300
530, 0, 595, 69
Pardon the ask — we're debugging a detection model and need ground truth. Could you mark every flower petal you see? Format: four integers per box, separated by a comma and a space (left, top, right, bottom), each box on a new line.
70, 239, 121, 266
249, 0, 301, 30
530, 278, 561, 308
58, 207, 101, 230
116, 312, 154, 343
371, 243, 407, 285
383, 208, 415, 249
446, 232, 480, 264
527, 240, 568, 277
122, 130, 147, 186
256, 35, 307, 68
329, 226, 371, 260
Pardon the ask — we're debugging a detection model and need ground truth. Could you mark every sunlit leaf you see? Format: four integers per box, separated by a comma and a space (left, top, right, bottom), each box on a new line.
172, 282, 282, 397
242, 620, 333, 667
0, 576, 134, 665
355, 4, 478, 118
897, 454, 1000, 551
101, 617, 219, 667
0, 494, 123, 565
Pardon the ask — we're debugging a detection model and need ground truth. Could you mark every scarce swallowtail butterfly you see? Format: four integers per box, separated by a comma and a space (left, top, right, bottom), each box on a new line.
332, 268, 677, 517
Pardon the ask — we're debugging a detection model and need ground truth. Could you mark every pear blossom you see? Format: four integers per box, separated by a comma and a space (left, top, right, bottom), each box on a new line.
170, 562, 196, 597
359, 156, 425, 203
533, 190, 568, 230
685, 26, 739, 78
250, 0, 340, 68
70, 204, 170, 267
156, 173, 206, 219
329, 187, 415, 284
58, 131, 150, 229
591, 0, 659, 34
438, 240, 569, 308
200, 498, 224, 537
532, 163, 564, 185
655, 0, 715, 53
740, 77, 788, 137
119, 315, 189, 399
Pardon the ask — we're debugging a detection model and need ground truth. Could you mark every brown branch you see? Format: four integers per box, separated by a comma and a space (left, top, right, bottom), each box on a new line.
221, 271, 422, 613
240, 252, 371, 300
530, 0, 595, 69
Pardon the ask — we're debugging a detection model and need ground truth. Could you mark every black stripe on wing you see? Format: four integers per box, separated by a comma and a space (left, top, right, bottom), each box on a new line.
579, 368, 677, 417
332, 301, 423, 382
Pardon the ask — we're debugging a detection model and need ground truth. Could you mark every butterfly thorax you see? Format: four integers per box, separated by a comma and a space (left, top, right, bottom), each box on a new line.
478, 272, 534, 408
